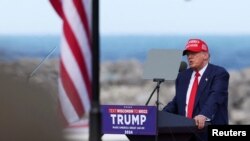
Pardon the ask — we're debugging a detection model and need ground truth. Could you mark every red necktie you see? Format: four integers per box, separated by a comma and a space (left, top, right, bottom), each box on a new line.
187, 72, 200, 118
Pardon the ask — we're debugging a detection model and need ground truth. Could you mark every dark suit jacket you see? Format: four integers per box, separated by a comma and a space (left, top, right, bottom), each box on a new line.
164, 63, 230, 125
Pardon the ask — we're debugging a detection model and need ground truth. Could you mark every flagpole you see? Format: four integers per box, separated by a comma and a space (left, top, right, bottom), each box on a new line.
89, 0, 102, 141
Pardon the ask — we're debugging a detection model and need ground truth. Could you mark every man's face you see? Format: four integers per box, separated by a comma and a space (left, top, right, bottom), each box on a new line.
186, 51, 208, 71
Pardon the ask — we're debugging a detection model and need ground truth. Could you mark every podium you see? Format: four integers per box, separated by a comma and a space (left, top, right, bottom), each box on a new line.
127, 111, 208, 141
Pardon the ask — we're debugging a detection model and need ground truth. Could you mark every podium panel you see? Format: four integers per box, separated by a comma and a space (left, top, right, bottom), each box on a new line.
101, 105, 157, 135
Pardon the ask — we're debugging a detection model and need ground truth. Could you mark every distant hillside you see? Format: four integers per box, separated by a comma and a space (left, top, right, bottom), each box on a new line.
0, 59, 250, 124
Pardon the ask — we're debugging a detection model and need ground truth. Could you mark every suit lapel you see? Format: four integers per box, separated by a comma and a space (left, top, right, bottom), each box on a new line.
183, 70, 192, 97
194, 64, 213, 108
180, 69, 192, 115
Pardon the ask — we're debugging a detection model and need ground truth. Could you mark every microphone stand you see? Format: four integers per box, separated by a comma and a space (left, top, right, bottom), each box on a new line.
145, 78, 165, 141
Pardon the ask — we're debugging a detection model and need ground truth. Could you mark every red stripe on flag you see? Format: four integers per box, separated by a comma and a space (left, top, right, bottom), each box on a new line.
60, 61, 85, 117
50, 0, 64, 18
73, 0, 91, 49
63, 19, 92, 100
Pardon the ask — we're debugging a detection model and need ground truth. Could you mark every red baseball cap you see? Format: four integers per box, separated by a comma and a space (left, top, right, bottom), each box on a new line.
183, 39, 209, 55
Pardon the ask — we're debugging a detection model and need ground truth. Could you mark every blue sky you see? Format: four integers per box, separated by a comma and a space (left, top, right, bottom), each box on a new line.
0, 0, 250, 35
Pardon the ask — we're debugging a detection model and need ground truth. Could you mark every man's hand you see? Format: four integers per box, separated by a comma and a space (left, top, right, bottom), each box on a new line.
194, 115, 207, 129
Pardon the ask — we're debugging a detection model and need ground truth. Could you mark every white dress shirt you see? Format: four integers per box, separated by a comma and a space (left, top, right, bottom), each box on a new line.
185, 64, 208, 117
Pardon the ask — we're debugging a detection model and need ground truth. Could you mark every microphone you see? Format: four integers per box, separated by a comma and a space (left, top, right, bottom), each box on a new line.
179, 61, 187, 72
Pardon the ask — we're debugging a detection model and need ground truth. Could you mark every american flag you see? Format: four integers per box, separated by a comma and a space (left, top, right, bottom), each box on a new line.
50, 0, 92, 126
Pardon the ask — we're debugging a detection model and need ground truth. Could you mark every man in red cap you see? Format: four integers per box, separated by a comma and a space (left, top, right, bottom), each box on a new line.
164, 39, 230, 141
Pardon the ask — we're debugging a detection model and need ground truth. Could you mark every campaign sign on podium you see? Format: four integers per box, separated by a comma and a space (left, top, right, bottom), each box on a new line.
101, 105, 157, 135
